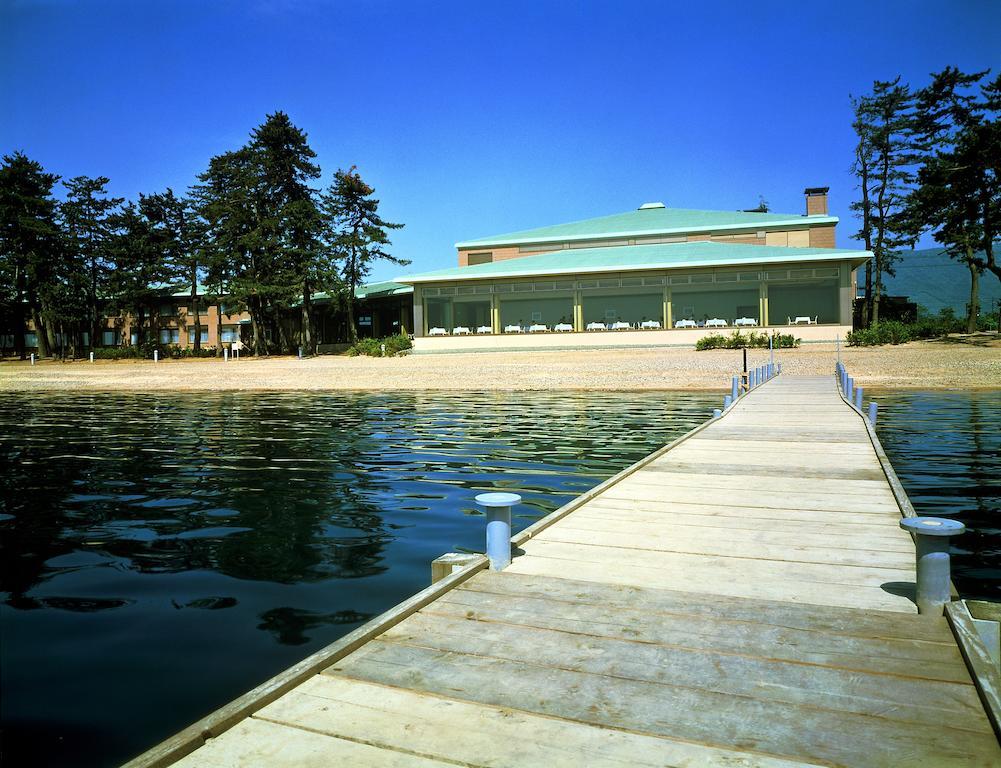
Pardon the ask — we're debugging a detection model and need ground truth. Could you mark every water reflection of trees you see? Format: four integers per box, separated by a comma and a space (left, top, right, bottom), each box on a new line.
0, 392, 402, 607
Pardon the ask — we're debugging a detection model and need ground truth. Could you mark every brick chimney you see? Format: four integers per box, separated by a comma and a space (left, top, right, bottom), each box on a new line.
804, 186, 829, 216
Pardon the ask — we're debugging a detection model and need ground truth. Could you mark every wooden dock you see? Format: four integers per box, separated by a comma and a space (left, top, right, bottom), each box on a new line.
131, 375, 1001, 768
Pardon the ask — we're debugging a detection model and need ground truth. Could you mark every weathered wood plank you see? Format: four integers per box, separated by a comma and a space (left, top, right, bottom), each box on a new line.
329, 640, 999, 768
171, 717, 454, 767
429, 586, 969, 681
375, 611, 988, 731
258, 676, 813, 768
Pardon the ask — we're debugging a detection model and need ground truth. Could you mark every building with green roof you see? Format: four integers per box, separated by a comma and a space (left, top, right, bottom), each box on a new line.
398, 188, 870, 338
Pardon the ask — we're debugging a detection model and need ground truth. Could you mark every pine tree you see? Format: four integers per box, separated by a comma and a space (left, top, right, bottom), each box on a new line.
850, 79, 920, 324
321, 167, 407, 343
141, 189, 206, 349
906, 67, 996, 332
60, 176, 123, 348
0, 152, 63, 358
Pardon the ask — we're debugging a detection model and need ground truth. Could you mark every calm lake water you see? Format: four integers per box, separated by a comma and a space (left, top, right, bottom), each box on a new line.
0, 391, 716, 767
1, 387, 998, 768
871, 389, 1001, 601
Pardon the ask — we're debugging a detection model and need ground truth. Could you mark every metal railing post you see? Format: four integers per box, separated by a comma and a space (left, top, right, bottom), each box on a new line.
854, 386, 863, 410
723, 395, 732, 409
868, 401, 878, 426
731, 376, 739, 402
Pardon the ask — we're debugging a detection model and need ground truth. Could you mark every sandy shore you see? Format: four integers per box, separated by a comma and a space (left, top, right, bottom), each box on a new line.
2, 339, 999, 392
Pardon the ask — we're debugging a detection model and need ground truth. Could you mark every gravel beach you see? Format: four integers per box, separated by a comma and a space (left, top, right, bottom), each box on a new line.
3, 339, 998, 392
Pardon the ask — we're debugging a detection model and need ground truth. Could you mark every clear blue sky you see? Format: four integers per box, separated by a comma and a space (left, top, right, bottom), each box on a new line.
3, 0, 1000, 282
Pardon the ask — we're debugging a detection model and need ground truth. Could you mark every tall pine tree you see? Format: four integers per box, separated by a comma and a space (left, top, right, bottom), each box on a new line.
60, 176, 123, 347
321, 167, 406, 343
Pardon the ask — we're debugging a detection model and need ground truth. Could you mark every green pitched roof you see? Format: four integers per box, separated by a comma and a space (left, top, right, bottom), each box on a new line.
455, 205, 838, 249
399, 241, 870, 284
354, 281, 413, 299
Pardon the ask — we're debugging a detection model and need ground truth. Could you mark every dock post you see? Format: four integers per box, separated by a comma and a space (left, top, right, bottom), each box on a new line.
713, 408, 722, 419
476, 492, 521, 571
846, 376, 853, 400
899, 518, 966, 615
731, 376, 739, 402
430, 553, 480, 584
854, 386, 863, 410
89, 352, 94, 363
868, 401, 878, 426
750, 369, 756, 388
724, 394, 732, 409
153, 349, 159, 363
836, 334, 840, 367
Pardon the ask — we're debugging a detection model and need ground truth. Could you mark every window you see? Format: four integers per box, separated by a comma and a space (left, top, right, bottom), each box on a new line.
160, 329, 180, 344
159, 305, 174, 317
25, 332, 38, 347
188, 326, 208, 344
467, 252, 493, 266
102, 330, 117, 346
220, 326, 239, 343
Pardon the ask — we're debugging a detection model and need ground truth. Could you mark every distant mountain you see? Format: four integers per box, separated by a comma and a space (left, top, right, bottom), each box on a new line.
882, 247, 1001, 316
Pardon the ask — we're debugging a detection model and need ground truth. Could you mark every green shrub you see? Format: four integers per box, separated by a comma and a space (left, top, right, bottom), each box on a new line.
347, 334, 413, 357
695, 331, 800, 351
847, 321, 912, 346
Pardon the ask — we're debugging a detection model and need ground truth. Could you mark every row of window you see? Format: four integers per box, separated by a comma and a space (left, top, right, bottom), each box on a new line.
422, 267, 840, 297
157, 303, 234, 317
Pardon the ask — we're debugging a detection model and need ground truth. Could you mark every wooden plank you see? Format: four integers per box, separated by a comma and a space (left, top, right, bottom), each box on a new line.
947, 601, 1001, 740
428, 588, 970, 682
258, 676, 812, 768
329, 640, 1000, 768
458, 571, 953, 642
536, 524, 916, 568
171, 717, 453, 767
506, 546, 915, 612
375, 611, 988, 731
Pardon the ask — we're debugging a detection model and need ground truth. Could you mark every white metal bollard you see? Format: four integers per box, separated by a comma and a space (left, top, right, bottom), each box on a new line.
475, 492, 521, 571
224, 348, 229, 362
30, 353, 35, 365
89, 352, 94, 363
298, 346, 303, 360
153, 349, 159, 363
899, 517, 965, 615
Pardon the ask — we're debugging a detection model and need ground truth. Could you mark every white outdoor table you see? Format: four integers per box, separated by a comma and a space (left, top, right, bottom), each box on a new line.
735, 317, 758, 327
793, 316, 812, 325
504, 325, 523, 333
610, 321, 631, 330
476, 326, 492, 334
528, 324, 548, 333
429, 327, 448, 336
452, 326, 471, 335
674, 320, 696, 329
640, 320, 662, 329
706, 318, 728, 328
586, 322, 606, 331
554, 323, 574, 332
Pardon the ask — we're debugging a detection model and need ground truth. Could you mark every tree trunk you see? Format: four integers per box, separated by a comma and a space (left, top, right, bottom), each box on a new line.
31, 309, 50, 358
190, 265, 200, 352
215, 298, 223, 357
966, 254, 980, 334
15, 267, 27, 360
863, 262, 873, 326
301, 280, 312, 355
250, 297, 264, 356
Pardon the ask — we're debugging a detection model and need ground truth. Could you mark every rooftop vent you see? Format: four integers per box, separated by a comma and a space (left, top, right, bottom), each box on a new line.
638, 202, 665, 210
